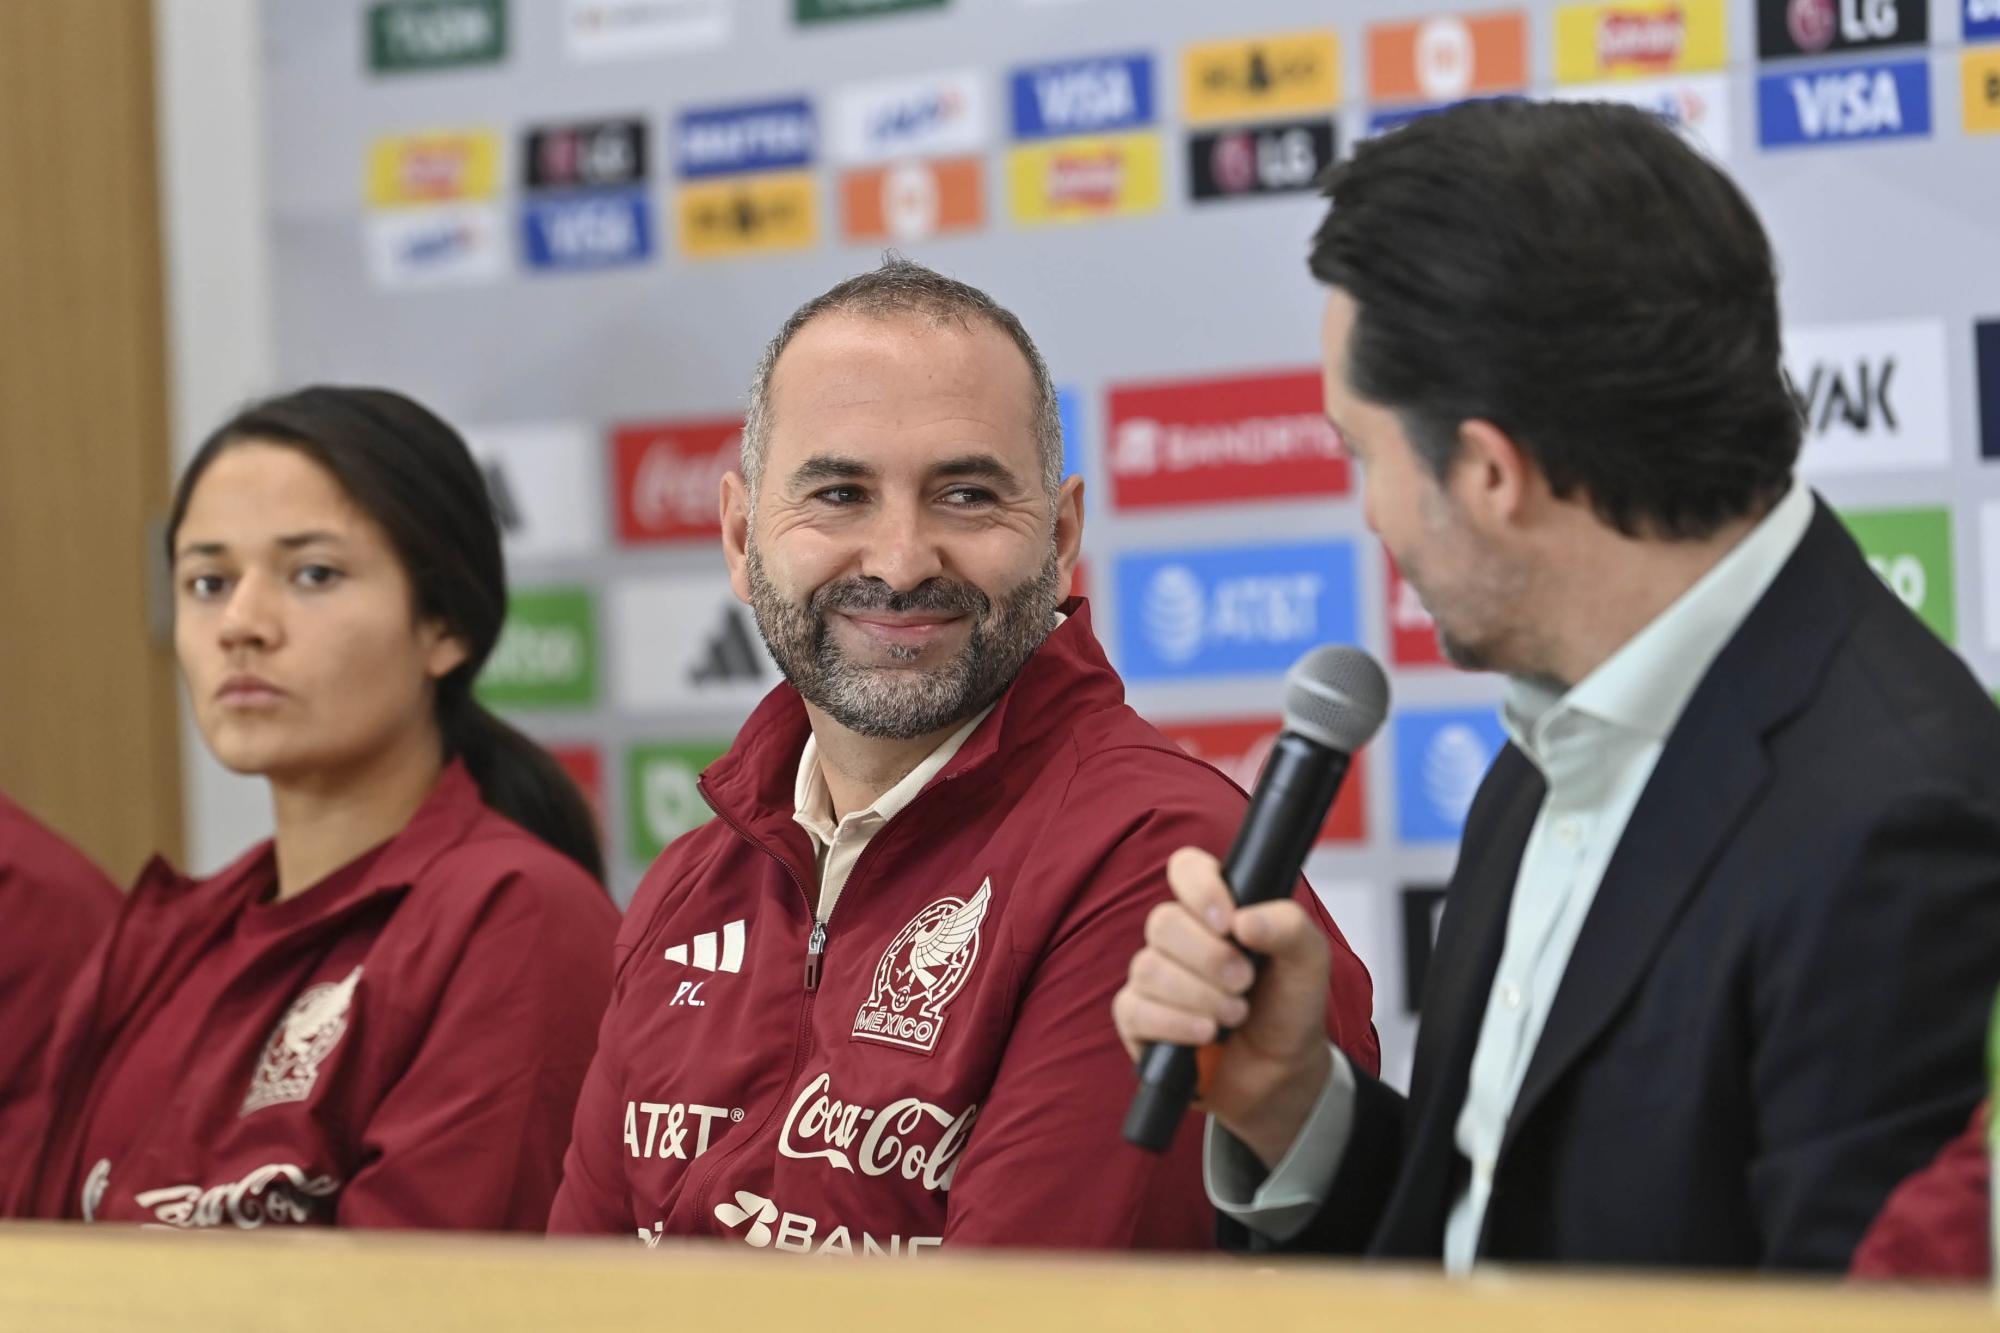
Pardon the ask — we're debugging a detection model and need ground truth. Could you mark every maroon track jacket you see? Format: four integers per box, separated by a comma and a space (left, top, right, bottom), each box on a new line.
550, 601, 1379, 1253
7, 762, 617, 1230
0, 792, 119, 1198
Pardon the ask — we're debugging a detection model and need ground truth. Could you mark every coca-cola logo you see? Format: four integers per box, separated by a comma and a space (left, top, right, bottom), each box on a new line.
778, 1071, 978, 1192
614, 417, 742, 543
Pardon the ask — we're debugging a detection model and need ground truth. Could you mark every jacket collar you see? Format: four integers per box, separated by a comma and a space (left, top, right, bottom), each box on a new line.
130, 758, 490, 931
698, 597, 1122, 847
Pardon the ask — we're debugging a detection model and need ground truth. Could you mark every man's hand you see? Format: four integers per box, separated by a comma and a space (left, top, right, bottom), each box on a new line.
1112, 847, 1336, 1169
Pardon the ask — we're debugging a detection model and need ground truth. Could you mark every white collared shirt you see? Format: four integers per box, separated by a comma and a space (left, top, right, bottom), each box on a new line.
790, 613, 1064, 918
1207, 481, 1817, 1271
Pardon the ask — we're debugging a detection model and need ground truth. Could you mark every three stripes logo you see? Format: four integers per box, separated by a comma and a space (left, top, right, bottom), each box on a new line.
691, 606, 769, 687
663, 919, 747, 972
663, 919, 746, 1008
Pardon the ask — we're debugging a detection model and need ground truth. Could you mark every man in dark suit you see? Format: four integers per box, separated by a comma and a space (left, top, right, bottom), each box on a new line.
1111, 98, 2000, 1272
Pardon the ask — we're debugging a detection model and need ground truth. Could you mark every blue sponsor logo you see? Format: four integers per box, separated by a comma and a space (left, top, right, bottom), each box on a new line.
1113, 541, 1356, 682
1969, 1, 2000, 42
1758, 58, 1931, 148
678, 98, 816, 177
1057, 387, 1084, 482
1011, 53, 1154, 139
1365, 95, 1519, 140
1393, 708, 1507, 844
401, 221, 479, 267
1978, 320, 2000, 461
1367, 104, 1442, 136
523, 190, 653, 269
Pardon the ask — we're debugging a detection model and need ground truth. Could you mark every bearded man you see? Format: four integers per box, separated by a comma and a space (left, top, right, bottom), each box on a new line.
549, 257, 1378, 1252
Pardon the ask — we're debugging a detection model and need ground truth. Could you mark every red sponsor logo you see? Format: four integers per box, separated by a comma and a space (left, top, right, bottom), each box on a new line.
1385, 549, 1447, 668
1105, 370, 1349, 510
613, 417, 741, 544
1158, 717, 1365, 844
548, 744, 604, 824
1598, 9, 1685, 69
1046, 150, 1123, 208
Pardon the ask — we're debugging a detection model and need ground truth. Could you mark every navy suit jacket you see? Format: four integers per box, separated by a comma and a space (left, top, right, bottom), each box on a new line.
1232, 498, 2000, 1269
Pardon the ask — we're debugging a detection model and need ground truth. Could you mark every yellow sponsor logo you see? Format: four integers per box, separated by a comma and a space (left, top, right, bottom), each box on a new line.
1181, 29, 1340, 125
675, 172, 818, 258
365, 130, 501, 207
1965, 48, 2000, 135
1005, 133, 1163, 227
1553, 1, 1726, 84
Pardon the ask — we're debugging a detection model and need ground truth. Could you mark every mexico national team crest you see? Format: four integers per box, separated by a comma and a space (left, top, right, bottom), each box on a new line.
241, 967, 363, 1115
852, 880, 992, 1054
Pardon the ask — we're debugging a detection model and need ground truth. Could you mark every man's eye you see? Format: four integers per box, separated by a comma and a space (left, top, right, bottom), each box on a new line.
185, 573, 230, 599
813, 486, 865, 505
942, 487, 996, 506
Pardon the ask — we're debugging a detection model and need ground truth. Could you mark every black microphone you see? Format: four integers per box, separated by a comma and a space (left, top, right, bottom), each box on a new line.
1122, 643, 1390, 1154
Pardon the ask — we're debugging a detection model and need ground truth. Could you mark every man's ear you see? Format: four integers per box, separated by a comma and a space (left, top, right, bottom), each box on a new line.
1053, 474, 1084, 589
722, 470, 753, 605
1451, 418, 1534, 535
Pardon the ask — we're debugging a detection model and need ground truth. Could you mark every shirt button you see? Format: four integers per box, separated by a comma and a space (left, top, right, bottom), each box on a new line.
1474, 1155, 1495, 1187
1499, 982, 1522, 1011
1554, 817, 1582, 847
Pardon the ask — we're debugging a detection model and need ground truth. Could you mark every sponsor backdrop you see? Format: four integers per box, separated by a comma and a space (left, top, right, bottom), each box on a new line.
266, 0, 2000, 1086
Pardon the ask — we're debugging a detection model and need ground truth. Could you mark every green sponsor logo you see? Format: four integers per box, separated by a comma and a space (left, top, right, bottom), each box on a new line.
626, 741, 731, 864
476, 587, 597, 709
1841, 506, 1956, 645
368, 0, 506, 73
795, 0, 946, 24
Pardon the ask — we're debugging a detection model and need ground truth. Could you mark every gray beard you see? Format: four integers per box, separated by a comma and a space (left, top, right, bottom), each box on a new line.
744, 541, 1064, 741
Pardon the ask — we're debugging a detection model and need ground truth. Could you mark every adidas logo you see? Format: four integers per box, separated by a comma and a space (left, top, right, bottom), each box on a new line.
691, 607, 767, 686
663, 919, 746, 973
714, 1190, 777, 1247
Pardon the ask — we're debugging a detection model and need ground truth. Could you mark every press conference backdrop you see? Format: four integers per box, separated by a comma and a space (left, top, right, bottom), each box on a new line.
263, 0, 2000, 1086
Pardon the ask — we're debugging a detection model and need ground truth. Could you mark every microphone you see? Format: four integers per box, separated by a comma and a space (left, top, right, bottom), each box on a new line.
1122, 643, 1390, 1153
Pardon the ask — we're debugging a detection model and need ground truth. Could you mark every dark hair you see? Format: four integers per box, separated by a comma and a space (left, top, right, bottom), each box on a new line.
1309, 99, 1801, 540
166, 386, 605, 883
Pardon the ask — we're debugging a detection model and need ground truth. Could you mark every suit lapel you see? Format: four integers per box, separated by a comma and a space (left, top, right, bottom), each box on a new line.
1372, 746, 1544, 1253
1499, 499, 1863, 1154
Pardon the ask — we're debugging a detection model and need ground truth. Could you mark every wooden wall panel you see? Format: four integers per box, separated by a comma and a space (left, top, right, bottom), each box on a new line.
0, 0, 183, 882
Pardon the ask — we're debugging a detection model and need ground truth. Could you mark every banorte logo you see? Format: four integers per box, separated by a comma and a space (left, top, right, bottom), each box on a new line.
613, 417, 741, 543
1599, 8, 1686, 68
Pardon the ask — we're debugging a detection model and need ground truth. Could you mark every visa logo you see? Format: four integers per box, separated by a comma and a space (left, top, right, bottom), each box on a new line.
679, 98, 817, 177
1393, 708, 1507, 843
523, 192, 653, 269
1759, 58, 1930, 147
1113, 541, 1355, 682
1011, 54, 1154, 139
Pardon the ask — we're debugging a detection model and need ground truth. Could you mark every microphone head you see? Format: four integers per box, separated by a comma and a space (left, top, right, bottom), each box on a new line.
1283, 645, 1390, 753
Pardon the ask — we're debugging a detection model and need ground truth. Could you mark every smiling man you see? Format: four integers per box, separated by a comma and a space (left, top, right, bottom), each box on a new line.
549, 257, 1378, 1253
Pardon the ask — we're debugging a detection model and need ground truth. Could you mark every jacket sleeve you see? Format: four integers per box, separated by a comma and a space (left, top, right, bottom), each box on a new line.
336, 867, 618, 1231
546, 888, 658, 1235
1849, 1101, 1989, 1281
1750, 792, 2000, 1269
1217, 1065, 1408, 1256
942, 776, 1379, 1250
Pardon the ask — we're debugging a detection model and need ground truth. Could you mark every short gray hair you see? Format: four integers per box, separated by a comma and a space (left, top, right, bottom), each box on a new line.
740, 255, 1063, 501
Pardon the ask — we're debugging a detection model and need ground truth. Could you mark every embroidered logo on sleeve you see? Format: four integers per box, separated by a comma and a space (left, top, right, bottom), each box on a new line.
240, 966, 363, 1115
852, 879, 991, 1054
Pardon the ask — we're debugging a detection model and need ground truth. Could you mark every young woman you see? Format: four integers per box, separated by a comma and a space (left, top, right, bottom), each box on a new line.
6, 387, 619, 1231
